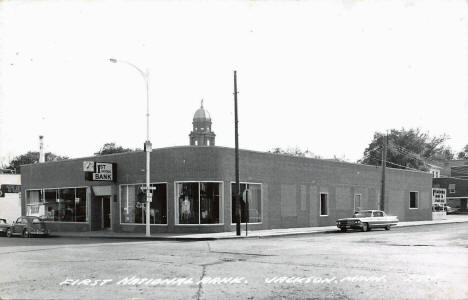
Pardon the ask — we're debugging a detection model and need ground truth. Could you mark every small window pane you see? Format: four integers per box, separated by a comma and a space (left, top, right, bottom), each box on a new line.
42, 188, 87, 222
120, 184, 167, 224
200, 182, 220, 224
448, 184, 456, 194
44, 189, 58, 221
26, 190, 42, 205
26, 190, 44, 217
58, 188, 75, 222
75, 188, 87, 222
177, 183, 199, 224
231, 183, 262, 223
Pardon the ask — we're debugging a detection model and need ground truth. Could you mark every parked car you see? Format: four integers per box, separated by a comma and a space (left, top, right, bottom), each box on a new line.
0, 218, 9, 236
445, 205, 459, 214
6, 216, 49, 238
336, 210, 399, 232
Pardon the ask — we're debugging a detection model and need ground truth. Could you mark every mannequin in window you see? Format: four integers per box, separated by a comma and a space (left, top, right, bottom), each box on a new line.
181, 195, 191, 221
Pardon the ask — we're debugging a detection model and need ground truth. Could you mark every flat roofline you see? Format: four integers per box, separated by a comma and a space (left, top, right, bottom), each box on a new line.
19, 145, 429, 175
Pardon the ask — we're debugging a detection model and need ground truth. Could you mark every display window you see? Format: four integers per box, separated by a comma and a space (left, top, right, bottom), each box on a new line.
175, 182, 223, 225
26, 187, 88, 222
26, 190, 43, 217
120, 183, 167, 224
231, 183, 262, 224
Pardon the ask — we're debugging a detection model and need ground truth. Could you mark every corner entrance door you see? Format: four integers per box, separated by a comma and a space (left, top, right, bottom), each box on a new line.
101, 196, 111, 230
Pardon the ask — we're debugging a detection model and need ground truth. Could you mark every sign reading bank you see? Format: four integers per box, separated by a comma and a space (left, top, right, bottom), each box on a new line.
84, 161, 116, 182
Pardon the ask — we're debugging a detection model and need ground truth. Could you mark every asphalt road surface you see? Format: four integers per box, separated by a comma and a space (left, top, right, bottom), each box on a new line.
0, 223, 467, 300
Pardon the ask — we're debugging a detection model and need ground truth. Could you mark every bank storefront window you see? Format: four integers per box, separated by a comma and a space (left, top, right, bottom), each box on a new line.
26, 190, 43, 217
175, 182, 223, 225
26, 187, 87, 222
120, 183, 167, 224
231, 183, 262, 224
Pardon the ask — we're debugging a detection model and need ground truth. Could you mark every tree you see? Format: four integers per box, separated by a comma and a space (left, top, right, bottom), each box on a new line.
359, 128, 454, 171
269, 147, 322, 159
95, 142, 138, 155
457, 145, 468, 159
7, 151, 69, 173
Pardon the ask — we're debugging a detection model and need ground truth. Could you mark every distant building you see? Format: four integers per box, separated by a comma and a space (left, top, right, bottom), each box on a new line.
189, 100, 216, 146
0, 174, 22, 223
451, 166, 468, 179
433, 166, 468, 212
427, 163, 442, 178
440, 159, 468, 177
0, 168, 16, 174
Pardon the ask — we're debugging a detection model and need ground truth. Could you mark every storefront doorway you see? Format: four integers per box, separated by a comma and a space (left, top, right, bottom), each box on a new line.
91, 195, 112, 230
94, 196, 112, 230
101, 196, 111, 229
91, 186, 113, 231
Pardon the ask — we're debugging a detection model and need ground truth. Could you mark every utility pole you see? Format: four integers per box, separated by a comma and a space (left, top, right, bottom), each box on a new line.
380, 132, 388, 211
234, 70, 241, 236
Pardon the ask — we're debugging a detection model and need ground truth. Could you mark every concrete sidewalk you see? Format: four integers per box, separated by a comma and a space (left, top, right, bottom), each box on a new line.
50, 215, 468, 241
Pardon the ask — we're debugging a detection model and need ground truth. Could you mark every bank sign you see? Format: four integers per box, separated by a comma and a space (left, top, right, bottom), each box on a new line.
84, 161, 117, 182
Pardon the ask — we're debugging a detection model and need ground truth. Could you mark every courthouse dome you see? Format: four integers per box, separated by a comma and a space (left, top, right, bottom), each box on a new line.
193, 100, 211, 120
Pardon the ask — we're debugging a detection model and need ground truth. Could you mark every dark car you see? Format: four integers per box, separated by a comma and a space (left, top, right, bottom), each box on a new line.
6, 216, 49, 238
0, 218, 9, 236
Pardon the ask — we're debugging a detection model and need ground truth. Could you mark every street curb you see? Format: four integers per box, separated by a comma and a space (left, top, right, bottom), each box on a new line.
48, 219, 468, 241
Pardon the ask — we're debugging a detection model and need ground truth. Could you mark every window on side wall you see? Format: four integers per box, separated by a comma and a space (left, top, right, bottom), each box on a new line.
231, 183, 262, 224
354, 194, 361, 212
320, 193, 328, 216
409, 191, 419, 209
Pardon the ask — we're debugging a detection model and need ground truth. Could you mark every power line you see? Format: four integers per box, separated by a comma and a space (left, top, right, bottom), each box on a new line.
362, 152, 423, 172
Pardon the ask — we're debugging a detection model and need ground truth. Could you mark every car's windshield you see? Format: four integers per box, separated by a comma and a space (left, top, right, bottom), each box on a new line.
0, 219, 6, 224
354, 211, 372, 218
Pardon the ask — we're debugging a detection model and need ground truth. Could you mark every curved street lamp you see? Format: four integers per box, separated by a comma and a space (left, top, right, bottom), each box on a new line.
109, 58, 152, 237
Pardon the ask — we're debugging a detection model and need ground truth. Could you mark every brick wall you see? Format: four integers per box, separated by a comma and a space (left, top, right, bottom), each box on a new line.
21, 146, 433, 232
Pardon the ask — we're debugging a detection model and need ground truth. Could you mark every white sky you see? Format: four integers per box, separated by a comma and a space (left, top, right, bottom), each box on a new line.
0, 0, 467, 164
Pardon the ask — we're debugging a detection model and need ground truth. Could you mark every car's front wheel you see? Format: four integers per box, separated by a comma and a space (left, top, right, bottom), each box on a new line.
340, 227, 347, 232
6, 228, 12, 238
385, 225, 391, 231
361, 223, 369, 232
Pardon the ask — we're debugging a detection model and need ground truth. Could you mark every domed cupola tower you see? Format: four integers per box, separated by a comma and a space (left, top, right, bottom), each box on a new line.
189, 100, 216, 146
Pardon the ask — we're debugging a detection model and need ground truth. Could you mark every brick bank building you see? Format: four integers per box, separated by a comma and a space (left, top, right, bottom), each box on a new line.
20, 103, 432, 233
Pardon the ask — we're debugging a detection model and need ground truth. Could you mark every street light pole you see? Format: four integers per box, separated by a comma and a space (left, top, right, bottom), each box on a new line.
110, 58, 152, 237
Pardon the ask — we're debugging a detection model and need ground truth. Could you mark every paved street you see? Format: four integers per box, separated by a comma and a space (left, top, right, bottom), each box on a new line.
1, 223, 467, 300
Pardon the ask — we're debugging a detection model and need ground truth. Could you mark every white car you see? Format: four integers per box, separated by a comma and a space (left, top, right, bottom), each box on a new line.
445, 205, 459, 214
336, 210, 399, 232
